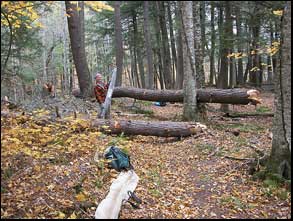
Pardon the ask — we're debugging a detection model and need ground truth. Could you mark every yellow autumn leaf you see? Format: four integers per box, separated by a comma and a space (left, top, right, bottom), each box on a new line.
35, 21, 45, 28
57, 211, 66, 219
75, 192, 87, 202
273, 10, 283, 16
227, 53, 235, 58
47, 184, 55, 190
250, 66, 260, 72
43, 127, 51, 132
272, 41, 280, 46
68, 212, 77, 219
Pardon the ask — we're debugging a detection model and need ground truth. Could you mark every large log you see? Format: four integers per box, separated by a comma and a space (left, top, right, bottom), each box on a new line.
1, 111, 206, 137
112, 87, 261, 105
91, 119, 207, 137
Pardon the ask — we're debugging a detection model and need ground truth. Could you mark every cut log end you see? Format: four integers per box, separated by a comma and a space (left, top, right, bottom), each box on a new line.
247, 89, 262, 105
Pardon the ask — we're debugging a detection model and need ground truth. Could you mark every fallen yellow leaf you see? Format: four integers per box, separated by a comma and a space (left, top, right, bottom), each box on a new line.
68, 212, 77, 219
75, 192, 86, 202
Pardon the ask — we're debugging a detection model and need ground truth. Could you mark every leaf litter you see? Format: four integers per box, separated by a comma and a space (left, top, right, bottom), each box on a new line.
1, 92, 290, 219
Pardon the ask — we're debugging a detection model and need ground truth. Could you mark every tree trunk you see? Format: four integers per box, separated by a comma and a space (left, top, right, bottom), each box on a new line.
235, 7, 244, 85
225, 1, 234, 88
268, 21, 275, 84
249, 2, 262, 88
65, 1, 92, 97
218, 2, 229, 112
209, 1, 216, 86
132, 13, 145, 88
130, 18, 140, 88
200, 1, 206, 60
157, 1, 172, 89
167, 1, 177, 86
91, 119, 206, 137
175, 3, 184, 90
61, 2, 68, 94
193, 1, 207, 120
112, 87, 261, 105
143, 1, 154, 89
114, 1, 123, 87
79, 1, 85, 45
180, 1, 198, 121
267, 2, 291, 180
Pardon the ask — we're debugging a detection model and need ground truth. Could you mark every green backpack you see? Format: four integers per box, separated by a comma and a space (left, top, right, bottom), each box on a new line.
104, 146, 134, 172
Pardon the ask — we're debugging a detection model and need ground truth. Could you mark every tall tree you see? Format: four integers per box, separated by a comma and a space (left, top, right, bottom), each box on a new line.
65, 1, 92, 97
143, 1, 154, 89
249, 2, 262, 87
157, 1, 172, 89
175, 3, 184, 89
167, 1, 177, 86
209, 1, 216, 86
193, 1, 206, 119
267, 2, 291, 179
217, 2, 229, 112
114, 1, 123, 86
180, 1, 198, 121
225, 1, 235, 88
235, 5, 244, 85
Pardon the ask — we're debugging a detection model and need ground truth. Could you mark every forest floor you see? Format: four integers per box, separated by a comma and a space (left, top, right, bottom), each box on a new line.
1, 91, 291, 219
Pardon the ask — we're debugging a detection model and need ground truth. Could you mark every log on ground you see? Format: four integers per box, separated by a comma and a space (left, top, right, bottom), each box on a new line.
91, 119, 207, 137
224, 112, 274, 118
112, 87, 261, 105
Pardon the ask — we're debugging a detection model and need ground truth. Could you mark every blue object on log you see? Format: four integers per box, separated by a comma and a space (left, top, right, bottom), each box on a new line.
154, 101, 167, 107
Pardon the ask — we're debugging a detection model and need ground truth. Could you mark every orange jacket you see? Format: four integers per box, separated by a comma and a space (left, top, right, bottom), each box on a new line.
94, 81, 109, 104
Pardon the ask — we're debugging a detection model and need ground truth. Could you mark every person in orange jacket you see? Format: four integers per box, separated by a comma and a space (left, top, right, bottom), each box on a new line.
94, 73, 109, 104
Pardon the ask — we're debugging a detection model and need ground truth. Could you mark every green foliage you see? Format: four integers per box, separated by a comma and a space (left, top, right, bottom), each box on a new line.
256, 106, 271, 113
108, 132, 128, 147
3, 167, 14, 180
149, 188, 162, 198
95, 178, 103, 189
137, 100, 153, 106
220, 196, 247, 210
19, 66, 37, 83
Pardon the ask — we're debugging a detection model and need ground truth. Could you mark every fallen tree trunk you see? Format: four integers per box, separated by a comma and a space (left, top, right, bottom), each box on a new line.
112, 87, 261, 105
91, 119, 206, 137
2, 111, 206, 137
224, 112, 274, 118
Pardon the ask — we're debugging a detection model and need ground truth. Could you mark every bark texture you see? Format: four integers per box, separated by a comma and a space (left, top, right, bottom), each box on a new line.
112, 87, 261, 105
180, 1, 198, 121
114, 1, 123, 87
143, 1, 154, 89
91, 119, 206, 137
268, 2, 291, 179
65, 1, 92, 97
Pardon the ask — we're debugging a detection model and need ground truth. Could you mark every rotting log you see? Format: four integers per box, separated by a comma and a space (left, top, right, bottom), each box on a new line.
112, 87, 261, 105
91, 119, 207, 137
